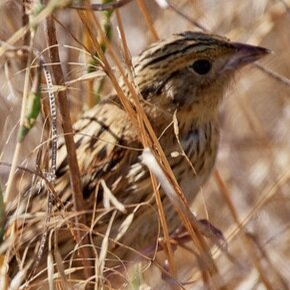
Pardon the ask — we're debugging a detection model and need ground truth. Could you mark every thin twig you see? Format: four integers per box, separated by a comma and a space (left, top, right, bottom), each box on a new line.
255, 62, 290, 88
4, 41, 34, 204
41, 61, 58, 181
0, 0, 72, 58
166, 0, 207, 31
136, 0, 159, 41
84, 13, 179, 278
71, 0, 134, 11
44, 13, 92, 279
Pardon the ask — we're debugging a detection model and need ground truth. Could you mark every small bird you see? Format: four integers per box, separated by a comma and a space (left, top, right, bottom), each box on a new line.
9, 31, 269, 285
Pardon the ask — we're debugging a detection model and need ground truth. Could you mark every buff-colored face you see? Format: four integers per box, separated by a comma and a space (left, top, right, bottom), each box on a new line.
133, 31, 269, 115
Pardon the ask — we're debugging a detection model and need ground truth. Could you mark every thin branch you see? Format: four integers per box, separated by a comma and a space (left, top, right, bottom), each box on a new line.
166, 0, 207, 31
4, 37, 34, 204
136, 0, 159, 41
71, 0, 134, 11
44, 13, 92, 279
255, 62, 290, 88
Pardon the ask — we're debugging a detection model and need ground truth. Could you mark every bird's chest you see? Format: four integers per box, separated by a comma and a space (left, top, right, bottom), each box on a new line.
164, 120, 220, 202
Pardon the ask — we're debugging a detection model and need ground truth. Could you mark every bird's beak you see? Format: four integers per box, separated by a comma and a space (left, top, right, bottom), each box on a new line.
223, 42, 271, 72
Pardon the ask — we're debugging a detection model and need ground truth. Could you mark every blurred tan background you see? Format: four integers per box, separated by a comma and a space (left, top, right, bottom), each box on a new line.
1, 0, 290, 289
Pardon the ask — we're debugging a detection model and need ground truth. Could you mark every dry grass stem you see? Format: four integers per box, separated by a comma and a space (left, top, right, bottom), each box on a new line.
1, 1, 290, 289
44, 12, 92, 278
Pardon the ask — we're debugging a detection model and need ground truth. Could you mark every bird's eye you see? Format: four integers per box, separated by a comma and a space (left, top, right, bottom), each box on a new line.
190, 59, 212, 75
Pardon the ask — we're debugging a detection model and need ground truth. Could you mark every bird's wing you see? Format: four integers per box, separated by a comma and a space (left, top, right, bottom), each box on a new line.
8, 99, 157, 273
52, 99, 142, 206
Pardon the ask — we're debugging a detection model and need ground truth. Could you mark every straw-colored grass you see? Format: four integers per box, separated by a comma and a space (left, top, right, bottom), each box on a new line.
1, 0, 290, 289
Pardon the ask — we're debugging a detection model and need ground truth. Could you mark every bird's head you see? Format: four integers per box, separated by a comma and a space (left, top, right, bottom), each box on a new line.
132, 31, 270, 123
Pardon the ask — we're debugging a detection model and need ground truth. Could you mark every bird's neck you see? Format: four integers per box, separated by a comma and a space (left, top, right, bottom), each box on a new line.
176, 107, 219, 135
